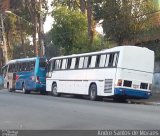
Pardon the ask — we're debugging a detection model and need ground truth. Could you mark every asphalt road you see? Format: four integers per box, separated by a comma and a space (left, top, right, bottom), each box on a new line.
0, 89, 159, 130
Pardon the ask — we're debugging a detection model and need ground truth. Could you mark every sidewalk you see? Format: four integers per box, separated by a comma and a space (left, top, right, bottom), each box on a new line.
129, 93, 160, 105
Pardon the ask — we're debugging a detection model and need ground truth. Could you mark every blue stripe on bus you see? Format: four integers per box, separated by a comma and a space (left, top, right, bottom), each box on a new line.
114, 88, 151, 99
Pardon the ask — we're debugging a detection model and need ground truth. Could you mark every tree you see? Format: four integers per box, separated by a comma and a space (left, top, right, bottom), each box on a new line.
52, 0, 95, 44
93, 0, 157, 45
51, 6, 89, 55
3, 0, 48, 59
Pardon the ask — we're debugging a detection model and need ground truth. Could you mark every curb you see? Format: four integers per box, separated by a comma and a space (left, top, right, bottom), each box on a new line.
128, 100, 160, 105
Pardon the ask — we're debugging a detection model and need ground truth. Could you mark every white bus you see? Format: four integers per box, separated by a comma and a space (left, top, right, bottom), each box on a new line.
46, 46, 154, 101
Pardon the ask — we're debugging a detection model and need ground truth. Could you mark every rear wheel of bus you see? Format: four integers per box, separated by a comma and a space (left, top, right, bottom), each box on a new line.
89, 84, 98, 101
22, 84, 30, 94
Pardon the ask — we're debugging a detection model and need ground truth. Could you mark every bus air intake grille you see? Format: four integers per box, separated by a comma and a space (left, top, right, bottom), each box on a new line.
104, 79, 112, 93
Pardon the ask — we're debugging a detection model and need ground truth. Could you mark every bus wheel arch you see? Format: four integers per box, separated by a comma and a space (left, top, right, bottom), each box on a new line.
51, 82, 60, 97
89, 83, 98, 101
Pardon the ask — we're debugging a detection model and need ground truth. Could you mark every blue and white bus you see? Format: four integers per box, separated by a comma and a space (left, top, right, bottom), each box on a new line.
46, 46, 154, 101
3, 57, 46, 94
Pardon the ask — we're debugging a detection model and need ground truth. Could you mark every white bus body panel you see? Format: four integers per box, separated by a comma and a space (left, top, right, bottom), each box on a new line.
47, 68, 117, 96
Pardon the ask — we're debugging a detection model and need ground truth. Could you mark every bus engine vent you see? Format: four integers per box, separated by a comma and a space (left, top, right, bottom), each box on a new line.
104, 79, 113, 93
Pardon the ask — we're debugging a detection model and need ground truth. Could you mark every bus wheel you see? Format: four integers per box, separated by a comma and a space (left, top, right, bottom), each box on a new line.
51, 84, 60, 97
89, 84, 98, 101
22, 85, 30, 94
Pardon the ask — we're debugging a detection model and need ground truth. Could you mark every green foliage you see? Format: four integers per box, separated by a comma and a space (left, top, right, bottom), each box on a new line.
3, 0, 48, 59
93, 0, 158, 45
51, 6, 89, 55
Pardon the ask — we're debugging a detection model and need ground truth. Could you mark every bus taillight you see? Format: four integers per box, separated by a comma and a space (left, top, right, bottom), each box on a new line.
36, 76, 40, 84
16, 75, 19, 80
117, 79, 122, 86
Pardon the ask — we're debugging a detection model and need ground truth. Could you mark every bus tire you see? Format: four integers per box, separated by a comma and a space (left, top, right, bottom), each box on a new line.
51, 83, 60, 97
22, 84, 30, 94
89, 84, 98, 101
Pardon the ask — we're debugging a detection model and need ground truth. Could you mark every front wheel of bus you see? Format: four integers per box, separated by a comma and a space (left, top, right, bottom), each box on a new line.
51, 84, 60, 97
89, 84, 98, 101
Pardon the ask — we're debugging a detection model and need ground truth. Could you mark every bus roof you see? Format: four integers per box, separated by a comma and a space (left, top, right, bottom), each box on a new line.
50, 45, 152, 60
6, 57, 38, 65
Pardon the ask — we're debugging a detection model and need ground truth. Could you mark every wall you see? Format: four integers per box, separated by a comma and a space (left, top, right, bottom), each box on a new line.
152, 61, 160, 99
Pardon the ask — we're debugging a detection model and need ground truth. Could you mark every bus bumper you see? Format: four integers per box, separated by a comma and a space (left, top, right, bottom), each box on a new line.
114, 88, 151, 99
33, 83, 46, 91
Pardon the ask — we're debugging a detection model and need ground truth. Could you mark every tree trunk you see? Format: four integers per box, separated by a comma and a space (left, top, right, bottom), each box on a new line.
80, 0, 86, 14
87, 0, 93, 43
20, 23, 27, 57
33, 16, 38, 56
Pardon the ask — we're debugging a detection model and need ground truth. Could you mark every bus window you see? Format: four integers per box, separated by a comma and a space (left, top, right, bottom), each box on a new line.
39, 58, 46, 68
70, 58, 76, 69
105, 54, 109, 67
108, 53, 114, 67
99, 54, 107, 67
61, 59, 67, 70
90, 56, 96, 68
83, 56, 89, 68
113, 53, 119, 67
78, 57, 84, 69
8, 64, 13, 73
26, 62, 30, 71
30, 61, 35, 71
21, 63, 26, 71
75, 57, 79, 69
67, 58, 72, 69
95, 55, 100, 68
87, 56, 92, 68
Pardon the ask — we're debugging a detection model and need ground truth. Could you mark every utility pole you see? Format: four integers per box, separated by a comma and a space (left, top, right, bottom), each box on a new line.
0, 13, 8, 63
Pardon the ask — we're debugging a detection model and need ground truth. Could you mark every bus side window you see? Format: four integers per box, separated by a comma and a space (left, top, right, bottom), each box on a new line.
17, 63, 20, 72
8, 64, 12, 73
30, 61, 35, 71
55, 59, 61, 70
12, 64, 15, 72
26, 62, 30, 71
75, 57, 79, 69
51, 60, 55, 71
87, 56, 91, 68
113, 53, 119, 67
99, 54, 107, 67
105, 54, 110, 67
70, 58, 76, 69
95, 55, 100, 68
108, 53, 114, 67
78, 57, 84, 69
67, 58, 72, 69
90, 56, 96, 68
21, 63, 25, 71
83, 56, 89, 68
61, 59, 67, 70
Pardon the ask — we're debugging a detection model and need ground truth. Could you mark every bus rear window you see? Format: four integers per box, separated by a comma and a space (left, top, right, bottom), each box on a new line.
123, 80, 132, 87
39, 59, 46, 68
140, 83, 148, 89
